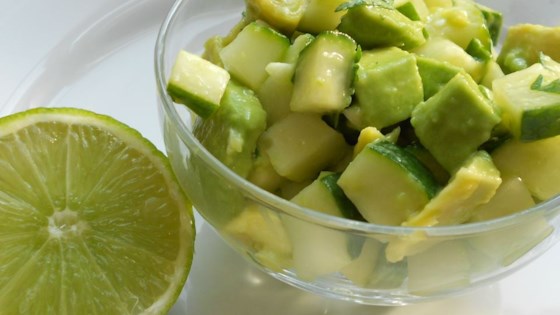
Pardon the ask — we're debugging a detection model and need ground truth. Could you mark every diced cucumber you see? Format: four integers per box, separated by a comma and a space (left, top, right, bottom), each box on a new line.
404, 151, 502, 227
291, 172, 353, 218
338, 140, 439, 226
220, 22, 290, 91
423, 0, 452, 12
247, 149, 286, 193
340, 238, 383, 287
284, 33, 315, 64
424, 0, 492, 51
407, 241, 471, 295
413, 37, 485, 82
491, 135, 560, 201
465, 38, 492, 61
476, 3, 503, 44
404, 143, 450, 184
411, 72, 500, 172
245, 0, 307, 34
260, 113, 350, 182
352, 47, 424, 129
193, 81, 266, 178
469, 217, 553, 267
202, 16, 253, 66
415, 55, 462, 100
167, 50, 230, 119
396, 0, 430, 21
290, 31, 358, 114
470, 177, 535, 222
257, 62, 295, 125
480, 60, 505, 89
338, 4, 426, 50
497, 24, 560, 74
297, 0, 346, 34
282, 214, 352, 280
224, 203, 292, 271
492, 58, 560, 141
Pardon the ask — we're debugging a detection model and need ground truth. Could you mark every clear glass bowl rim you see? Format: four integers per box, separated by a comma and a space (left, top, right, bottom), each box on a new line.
154, 0, 560, 237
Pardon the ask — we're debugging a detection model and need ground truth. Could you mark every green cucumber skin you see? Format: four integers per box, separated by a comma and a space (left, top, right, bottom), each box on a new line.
369, 141, 440, 199
167, 84, 218, 119
521, 104, 560, 141
320, 173, 365, 221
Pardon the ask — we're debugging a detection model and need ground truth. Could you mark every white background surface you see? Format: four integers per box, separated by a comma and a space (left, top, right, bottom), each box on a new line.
1, 0, 559, 314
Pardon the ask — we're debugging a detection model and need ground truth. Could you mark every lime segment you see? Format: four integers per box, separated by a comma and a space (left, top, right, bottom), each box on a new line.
0, 107, 194, 314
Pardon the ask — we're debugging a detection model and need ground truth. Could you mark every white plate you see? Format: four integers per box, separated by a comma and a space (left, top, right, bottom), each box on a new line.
1, 0, 560, 314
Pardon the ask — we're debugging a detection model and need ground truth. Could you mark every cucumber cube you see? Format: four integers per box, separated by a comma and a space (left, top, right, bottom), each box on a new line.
220, 22, 290, 91
290, 31, 358, 114
493, 59, 560, 141
167, 50, 230, 118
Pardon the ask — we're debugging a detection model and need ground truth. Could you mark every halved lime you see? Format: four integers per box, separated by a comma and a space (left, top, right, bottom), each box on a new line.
0, 107, 194, 314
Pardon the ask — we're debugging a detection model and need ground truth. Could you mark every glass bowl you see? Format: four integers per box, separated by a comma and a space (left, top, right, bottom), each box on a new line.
155, 0, 560, 305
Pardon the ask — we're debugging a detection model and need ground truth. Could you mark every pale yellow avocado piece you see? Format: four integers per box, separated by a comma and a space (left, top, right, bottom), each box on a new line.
224, 203, 292, 271
498, 24, 560, 74
404, 151, 502, 227
353, 127, 384, 157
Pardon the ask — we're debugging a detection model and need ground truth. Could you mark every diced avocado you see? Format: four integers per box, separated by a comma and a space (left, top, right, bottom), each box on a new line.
338, 140, 439, 226
413, 37, 485, 82
193, 81, 266, 178
492, 56, 560, 141
220, 22, 290, 91
353, 127, 384, 157
497, 24, 560, 74
424, 0, 492, 50
167, 50, 230, 119
411, 72, 501, 172
297, 0, 346, 33
404, 151, 502, 227
260, 113, 350, 182
245, 0, 307, 34
470, 177, 535, 222
492, 135, 560, 201
224, 203, 292, 271
290, 31, 358, 114
337, 4, 426, 50
415, 55, 462, 100
351, 47, 424, 129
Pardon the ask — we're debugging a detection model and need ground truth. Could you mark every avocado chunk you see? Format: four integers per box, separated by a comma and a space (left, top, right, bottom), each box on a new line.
297, 0, 346, 33
411, 72, 501, 172
415, 55, 462, 100
404, 151, 502, 227
193, 81, 267, 178
337, 4, 426, 50
497, 24, 560, 74
350, 47, 424, 129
